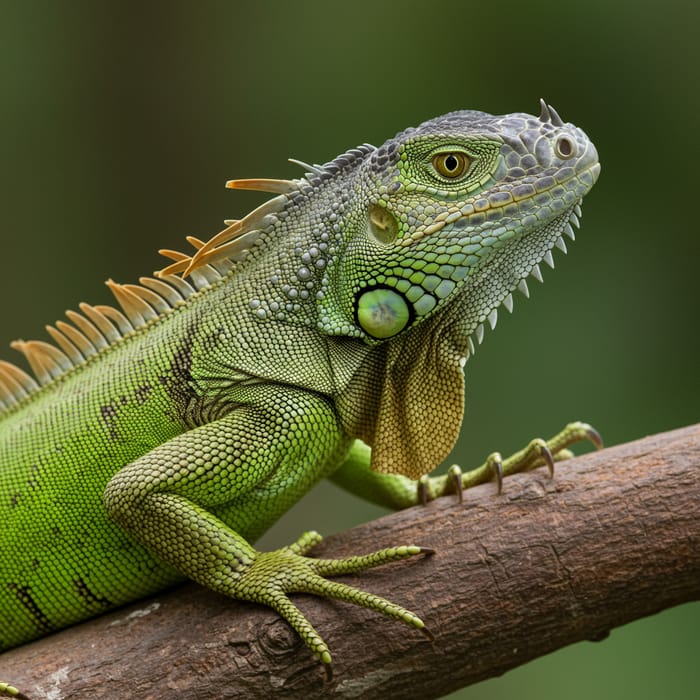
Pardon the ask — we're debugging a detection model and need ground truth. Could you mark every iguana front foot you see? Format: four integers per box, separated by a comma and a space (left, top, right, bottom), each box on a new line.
421, 421, 603, 502
232, 531, 433, 679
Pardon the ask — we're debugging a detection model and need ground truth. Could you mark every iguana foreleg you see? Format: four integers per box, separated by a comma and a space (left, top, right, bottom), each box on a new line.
103, 385, 430, 675
331, 422, 602, 508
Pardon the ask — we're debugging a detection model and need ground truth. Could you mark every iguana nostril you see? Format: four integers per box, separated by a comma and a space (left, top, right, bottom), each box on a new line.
555, 135, 576, 159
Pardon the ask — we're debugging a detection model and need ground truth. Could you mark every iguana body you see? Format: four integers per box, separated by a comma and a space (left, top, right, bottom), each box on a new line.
0, 102, 600, 679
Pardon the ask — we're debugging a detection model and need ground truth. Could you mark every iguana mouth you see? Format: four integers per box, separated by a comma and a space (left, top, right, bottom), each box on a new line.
402, 160, 601, 243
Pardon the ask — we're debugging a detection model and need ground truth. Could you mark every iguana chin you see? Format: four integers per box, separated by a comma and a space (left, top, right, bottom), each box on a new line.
0, 100, 600, 684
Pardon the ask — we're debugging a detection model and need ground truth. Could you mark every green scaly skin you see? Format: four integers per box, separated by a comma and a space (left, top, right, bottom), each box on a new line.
0, 101, 600, 687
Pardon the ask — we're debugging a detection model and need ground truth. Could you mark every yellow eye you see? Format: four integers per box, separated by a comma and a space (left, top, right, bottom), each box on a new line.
432, 152, 471, 178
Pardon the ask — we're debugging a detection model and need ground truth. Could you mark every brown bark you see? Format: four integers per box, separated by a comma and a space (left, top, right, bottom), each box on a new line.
2, 424, 699, 699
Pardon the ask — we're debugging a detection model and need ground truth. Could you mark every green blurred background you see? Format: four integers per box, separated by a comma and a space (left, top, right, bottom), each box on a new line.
1, 0, 697, 697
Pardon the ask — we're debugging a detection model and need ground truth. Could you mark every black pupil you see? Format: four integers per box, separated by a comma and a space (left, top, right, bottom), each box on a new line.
445, 154, 459, 171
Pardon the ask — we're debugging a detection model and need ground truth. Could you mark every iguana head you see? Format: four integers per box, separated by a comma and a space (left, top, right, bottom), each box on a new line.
165, 100, 598, 355
322, 101, 600, 476
155, 102, 600, 478
321, 100, 600, 349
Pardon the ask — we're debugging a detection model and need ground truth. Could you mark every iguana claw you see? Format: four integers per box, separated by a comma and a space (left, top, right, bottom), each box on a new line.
486, 452, 504, 494
448, 464, 463, 503
584, 425, 604, 450
532, 440, 555, 478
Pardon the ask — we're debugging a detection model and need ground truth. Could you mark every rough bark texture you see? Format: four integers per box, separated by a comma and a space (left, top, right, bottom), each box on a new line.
2, 424, 699, 699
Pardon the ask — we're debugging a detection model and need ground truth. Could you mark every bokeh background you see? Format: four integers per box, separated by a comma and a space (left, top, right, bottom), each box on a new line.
1, 1, 697, 697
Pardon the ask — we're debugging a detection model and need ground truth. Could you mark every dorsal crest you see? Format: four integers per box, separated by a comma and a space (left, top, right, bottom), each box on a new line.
0, 265, 227, 414
0, 181, 297, 415
0, 144, 378, 414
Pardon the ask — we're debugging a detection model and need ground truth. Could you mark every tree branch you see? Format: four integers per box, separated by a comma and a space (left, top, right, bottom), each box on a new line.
2, 424, 699, 699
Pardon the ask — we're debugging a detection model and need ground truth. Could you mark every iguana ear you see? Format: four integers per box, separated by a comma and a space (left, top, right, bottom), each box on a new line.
369, 322, 466, 480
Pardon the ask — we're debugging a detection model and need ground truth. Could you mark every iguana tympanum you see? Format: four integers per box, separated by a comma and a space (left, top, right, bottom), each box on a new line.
0, 101, 600, 691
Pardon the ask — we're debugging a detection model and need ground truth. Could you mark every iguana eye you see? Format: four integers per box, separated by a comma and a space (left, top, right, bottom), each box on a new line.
432, 152, 471, 178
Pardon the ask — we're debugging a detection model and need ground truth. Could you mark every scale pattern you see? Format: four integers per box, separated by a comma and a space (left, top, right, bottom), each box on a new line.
0, 102, 600, 673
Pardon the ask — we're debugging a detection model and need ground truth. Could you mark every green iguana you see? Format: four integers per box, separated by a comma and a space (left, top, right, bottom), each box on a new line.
0, 100, 600, 692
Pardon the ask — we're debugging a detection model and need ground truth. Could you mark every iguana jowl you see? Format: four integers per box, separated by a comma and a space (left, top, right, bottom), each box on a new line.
0, 101, 600, 679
